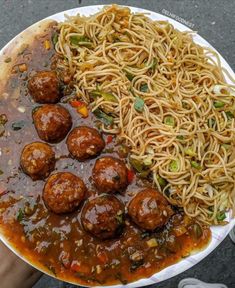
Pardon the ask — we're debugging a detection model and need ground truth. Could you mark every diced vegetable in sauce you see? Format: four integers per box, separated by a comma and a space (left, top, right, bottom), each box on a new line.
11, 120, 25, 131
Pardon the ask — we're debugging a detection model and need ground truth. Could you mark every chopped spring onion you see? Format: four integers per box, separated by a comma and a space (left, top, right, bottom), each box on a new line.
208, 118, 216, 128
191, 161, 201, 169
146, 238, 158, 248
93, 109, 113, 126
140, 83, 148, 92
225, 111, 234, 120
216, 211, 226, 221
52, 33, 58, 46
124, 70, 134, 81
129, 157, 150, 178
176, 135, 184, 140
213, 101, 225, 108
156, 174, 167, 188
134, 97, 144, 112
169, 159, 180, 172
70, 35, 92, 47
164, 116, 175, 127
90, 90, 118, 103
129, 158, 143, 173
143, 155, 153, 166
149, 58, 158, 71
185, 148, 196, 157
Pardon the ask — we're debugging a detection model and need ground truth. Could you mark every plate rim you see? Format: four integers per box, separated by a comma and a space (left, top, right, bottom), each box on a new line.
0, 4, 234, 288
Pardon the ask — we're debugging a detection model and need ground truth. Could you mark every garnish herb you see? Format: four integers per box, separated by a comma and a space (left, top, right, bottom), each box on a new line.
70, 35, 92, 47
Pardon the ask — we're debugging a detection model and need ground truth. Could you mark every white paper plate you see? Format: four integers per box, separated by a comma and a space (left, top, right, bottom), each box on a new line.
0, 5, 234, 288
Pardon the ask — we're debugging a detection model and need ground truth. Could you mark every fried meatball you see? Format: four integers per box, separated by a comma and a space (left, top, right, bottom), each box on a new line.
92, 157, 128, 194
66, 126, 105, 161
20, 142, 55, 180
128, 188, 174, 230
81, 195, 125, 239
33, 104, 72, 143
28, 71, 61, 104
43, 172, 86, 214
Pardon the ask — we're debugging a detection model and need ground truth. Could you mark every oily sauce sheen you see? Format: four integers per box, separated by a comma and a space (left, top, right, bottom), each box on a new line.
0, 23, 211, 285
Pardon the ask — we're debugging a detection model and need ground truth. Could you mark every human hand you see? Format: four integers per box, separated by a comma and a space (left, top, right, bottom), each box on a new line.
0, 240, 42, 288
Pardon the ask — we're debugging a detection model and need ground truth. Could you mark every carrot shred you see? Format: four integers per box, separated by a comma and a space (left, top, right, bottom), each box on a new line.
97, 251, 108, 264
70, 100, 84, 108
127, 169, 135, 183
70, 261, 90, 274
106, 135, 113, 144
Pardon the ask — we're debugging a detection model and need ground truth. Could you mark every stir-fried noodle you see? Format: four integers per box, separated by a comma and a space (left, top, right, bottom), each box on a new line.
55, 5, 235, 225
